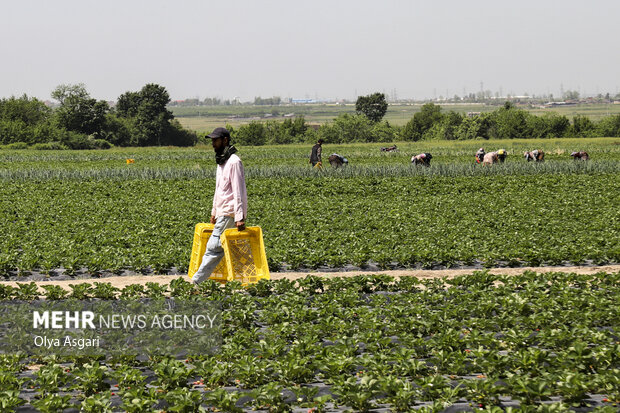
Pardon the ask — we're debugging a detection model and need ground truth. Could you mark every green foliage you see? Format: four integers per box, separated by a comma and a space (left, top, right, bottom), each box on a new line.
0, 95, 50, 125
80, 391, 113, 413
0, 390, 25, 410
426, 111, 463, 140
1, 272, 619, 410
0, 140, 618, 273
31, 394, 72, 413
596, 114, 620, 137
71, 362, 110, 396
52, 83, 110, 136
355, 92, 388, 123
262, 116, 309, 144
164, 387, 205, 412
234, 120, 267, 146
571, 115, 596, 137
401, 102, 443, 141
319, 113, 374, 143
490, 104, 530, 139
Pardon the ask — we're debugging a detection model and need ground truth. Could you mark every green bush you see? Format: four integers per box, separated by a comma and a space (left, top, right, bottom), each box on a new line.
3, 141, 29, 149
91, 139, 113, 149
31, 141, 67, 150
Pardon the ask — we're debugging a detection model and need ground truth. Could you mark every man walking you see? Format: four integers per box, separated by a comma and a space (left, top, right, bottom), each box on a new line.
192, 127, 247, 285
309, 139, 324, 167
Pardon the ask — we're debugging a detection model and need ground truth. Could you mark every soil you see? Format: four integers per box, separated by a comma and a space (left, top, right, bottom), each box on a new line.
1, 264, 618, 292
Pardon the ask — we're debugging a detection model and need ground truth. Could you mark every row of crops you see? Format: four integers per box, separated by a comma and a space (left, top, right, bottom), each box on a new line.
0, 272, 618, 412
0, 138, 619, 277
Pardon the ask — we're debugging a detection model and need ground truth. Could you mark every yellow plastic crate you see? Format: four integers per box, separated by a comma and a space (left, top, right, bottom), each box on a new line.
188, 223, 270, 285
220, 226, 270, 285
188, 223, 229, 283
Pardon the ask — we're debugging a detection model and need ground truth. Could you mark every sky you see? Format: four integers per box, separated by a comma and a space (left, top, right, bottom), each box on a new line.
2, 0, 619, 102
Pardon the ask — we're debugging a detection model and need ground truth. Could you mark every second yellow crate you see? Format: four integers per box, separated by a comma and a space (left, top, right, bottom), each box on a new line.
220, 226, 270, 285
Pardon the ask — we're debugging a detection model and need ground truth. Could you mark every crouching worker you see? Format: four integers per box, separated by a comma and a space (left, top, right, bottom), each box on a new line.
328, 153, 348, 168
482, 151, 499, 165
411, 153, 432, 166
571, 151, 589, 161
381, 145, 398, 152
524, 149, 544, 162
497, 149, 507, 163
192, 127, 247, 285
475, 148, 485, 164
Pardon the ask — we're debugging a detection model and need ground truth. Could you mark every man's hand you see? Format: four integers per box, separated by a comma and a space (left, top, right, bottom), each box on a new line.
236, 220, 246, 231
210, 215, 216, 224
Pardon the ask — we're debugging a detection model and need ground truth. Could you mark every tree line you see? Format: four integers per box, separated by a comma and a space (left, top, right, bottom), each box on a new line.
0, 83, 196, 149
2, 89, 620, 149
227, 95, 620, 146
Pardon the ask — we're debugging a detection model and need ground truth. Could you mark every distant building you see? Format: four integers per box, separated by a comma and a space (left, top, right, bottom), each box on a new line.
291, 99, 316, 104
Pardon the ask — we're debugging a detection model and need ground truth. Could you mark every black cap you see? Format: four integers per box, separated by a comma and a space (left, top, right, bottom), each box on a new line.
207, 127, 231, 139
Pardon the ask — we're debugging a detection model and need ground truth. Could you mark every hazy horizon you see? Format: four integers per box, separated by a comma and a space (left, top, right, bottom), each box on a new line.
2, 0, 619, 103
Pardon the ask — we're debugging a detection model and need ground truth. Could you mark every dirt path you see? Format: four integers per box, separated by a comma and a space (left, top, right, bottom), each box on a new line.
1, 265, 618, 292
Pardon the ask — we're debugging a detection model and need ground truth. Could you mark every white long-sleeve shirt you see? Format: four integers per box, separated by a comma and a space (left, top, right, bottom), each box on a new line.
211, 154, 247, 222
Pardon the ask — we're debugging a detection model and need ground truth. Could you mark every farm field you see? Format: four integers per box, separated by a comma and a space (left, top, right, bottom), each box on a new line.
0, 138, 619, 412
170, 103, 620, 132
0, 138, 618, 278
0, 271, 618, 411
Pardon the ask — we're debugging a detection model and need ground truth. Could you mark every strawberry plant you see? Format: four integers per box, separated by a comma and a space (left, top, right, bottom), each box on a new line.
31, 394, 73, 413
119, 283, 146, 298
33, 363, 68, 394
41, 284, 68, 300
248, 382, 290, 412
91, 282, 119, 299
71, 362, 110, 396
79, 391, 113, 413
110, 365, 146, 390
120, 387, 159, 413
203, 388, 243, 413
14, 282, 38, 300
379, 376, 420, 412
144, 282, 168, 298
332, 375, 381, 412
0, 390, 25, 411
0, 284, 15, 300
153, 358, 193, 391
163, 387, 204, 413
69, 283, 93, 299
169, 276, 194, 297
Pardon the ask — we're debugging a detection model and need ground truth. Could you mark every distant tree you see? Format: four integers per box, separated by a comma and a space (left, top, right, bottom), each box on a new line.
116, 91, 141, 118
490, 104, 529, 139
235, 121, 267, 146
355, 92, 388, 123
51, 83, 90, 106
52, 83, 109, 136
563, 90, 580, 100
319, 114, 373, 143
570, 115, 596, 138
400, 103, 442, 141
527, 113, 570, 139
0, 95, 50, 125
596, 114, 620, 137
254, 96, 281, 105
114, 83, 193, 146
426, 111, 463, 140
456, 113, 492, 140
371, 120, 397, 142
